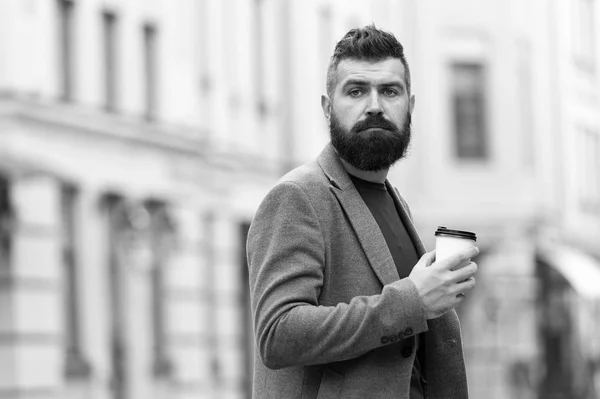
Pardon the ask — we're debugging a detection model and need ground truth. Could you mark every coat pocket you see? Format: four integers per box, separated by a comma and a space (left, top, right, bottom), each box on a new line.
316, 368, 344, 399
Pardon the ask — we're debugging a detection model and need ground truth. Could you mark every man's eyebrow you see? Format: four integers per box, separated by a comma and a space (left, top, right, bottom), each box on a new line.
342, 79, 370, 88
381, 81, 405, 88
342, 79, 405, 89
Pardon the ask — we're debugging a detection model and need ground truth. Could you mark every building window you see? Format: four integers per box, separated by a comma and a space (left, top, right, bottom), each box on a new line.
143, 24, 158, 121
278, 0, 295, 174
57, 0, 75, 101
451, 62, 488, 160
197, 0, 211, 97
572, 0, 596, 72
102, 11, 118, 112
253, 0, 267, 117
62, 185, 91, 379
318, 6, 333, 73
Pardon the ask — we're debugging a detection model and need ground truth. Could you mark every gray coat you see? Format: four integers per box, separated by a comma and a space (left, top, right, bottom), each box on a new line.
247, 143, 469, 398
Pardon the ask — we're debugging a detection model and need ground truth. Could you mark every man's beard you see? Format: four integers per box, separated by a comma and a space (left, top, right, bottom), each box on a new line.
329, 111, 412, 172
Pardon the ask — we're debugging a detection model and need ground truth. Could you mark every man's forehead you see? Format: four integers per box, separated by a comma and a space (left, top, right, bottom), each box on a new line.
336, 58, 406, 86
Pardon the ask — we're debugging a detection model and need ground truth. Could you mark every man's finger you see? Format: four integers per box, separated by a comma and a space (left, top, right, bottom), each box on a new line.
449, 262, 478, 283
453, 276, 476, 293
435, 247, 479, 270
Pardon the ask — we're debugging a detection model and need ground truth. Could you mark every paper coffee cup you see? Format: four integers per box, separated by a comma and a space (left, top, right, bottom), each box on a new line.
434, 226, 477, 269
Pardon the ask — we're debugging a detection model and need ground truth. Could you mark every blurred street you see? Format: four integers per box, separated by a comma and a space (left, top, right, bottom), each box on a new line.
0, 0, 599, 398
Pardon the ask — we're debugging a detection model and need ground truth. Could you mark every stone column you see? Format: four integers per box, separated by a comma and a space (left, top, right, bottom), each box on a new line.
0, 175, 63, 399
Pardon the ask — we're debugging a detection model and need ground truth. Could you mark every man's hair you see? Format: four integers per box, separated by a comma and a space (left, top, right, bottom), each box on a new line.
326, 24, 411, 98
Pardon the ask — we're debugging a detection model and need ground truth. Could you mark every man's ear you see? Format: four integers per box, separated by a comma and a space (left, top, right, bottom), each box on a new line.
409, 93, 416, 114
321, 95, 332, 124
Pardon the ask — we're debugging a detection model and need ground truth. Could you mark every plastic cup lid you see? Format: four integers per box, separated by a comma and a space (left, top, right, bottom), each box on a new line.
434, 226, 477, 241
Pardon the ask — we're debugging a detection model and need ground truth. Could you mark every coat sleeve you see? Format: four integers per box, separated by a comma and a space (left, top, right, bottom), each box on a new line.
247, 181, 428, 370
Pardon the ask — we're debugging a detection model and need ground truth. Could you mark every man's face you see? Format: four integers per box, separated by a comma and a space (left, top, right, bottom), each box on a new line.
322, 58, 415, 172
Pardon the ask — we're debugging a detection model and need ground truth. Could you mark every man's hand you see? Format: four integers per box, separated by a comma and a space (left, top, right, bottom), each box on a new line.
408, 247, 479, 319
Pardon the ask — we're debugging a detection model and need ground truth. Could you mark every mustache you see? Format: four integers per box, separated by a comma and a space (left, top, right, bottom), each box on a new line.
351, 114, 399, 133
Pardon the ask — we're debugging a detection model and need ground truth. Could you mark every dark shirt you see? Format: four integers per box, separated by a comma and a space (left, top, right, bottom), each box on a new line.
349, 174, 425, 398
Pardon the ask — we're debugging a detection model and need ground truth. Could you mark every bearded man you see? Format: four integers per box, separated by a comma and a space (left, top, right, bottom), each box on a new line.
246, 25, 479, 399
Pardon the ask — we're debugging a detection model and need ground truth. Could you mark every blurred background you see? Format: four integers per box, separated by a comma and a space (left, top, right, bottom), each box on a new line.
0, 0, 599, 398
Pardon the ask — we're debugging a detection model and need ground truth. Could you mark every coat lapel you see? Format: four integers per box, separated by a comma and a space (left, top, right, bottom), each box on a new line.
317, 144, 400, 286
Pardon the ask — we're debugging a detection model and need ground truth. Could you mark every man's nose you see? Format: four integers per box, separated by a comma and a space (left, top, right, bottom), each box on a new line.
365, 91, 383, 115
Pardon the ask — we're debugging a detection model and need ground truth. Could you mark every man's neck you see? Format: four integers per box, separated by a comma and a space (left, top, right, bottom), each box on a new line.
340, 158, 389, 184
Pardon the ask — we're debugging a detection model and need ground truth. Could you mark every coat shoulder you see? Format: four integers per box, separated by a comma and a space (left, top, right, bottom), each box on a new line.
250, 160, 332, 227
274, 159, 331, 195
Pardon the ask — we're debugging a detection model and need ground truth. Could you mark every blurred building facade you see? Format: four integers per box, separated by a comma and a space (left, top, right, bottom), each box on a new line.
0, 1, 371, 398
378, 0, 600, 398
0, 1, 599, 399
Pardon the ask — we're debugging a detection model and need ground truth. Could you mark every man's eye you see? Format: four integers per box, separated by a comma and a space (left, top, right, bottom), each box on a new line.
348, 89, 364, 97
383, 88, 398, 96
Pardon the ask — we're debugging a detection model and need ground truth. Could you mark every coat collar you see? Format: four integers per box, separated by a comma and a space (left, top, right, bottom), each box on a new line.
316, 143, 427, 285
317, 143, 407, 286
316, 143, 356, 191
